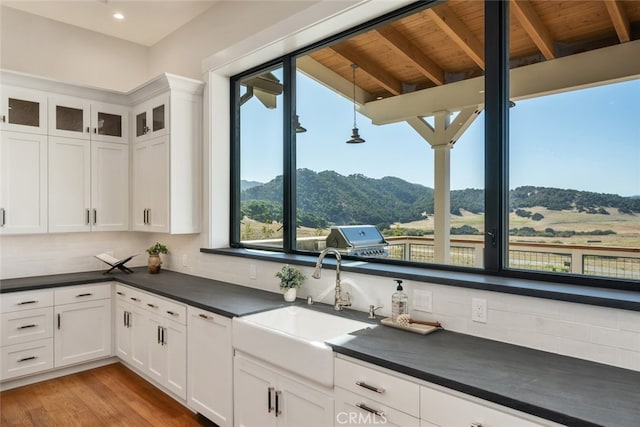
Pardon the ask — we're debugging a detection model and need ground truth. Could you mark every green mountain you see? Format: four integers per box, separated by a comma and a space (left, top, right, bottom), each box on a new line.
240, 169, 640, 228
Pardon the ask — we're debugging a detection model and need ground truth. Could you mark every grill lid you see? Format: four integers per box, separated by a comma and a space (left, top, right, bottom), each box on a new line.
326, 225, 387, 249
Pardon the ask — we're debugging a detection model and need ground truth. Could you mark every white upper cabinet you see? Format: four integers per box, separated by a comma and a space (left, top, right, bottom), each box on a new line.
130, 74, 203, 234
0, 131, 48, 234
0, 87, 47, 135
49, 95, 128, 144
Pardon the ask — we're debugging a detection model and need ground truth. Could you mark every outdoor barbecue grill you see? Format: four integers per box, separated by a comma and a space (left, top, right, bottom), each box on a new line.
325, 225, 389, 257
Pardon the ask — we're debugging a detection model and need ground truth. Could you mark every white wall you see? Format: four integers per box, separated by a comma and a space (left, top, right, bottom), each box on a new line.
1, 1, 638, 374
0, 6, 149, 91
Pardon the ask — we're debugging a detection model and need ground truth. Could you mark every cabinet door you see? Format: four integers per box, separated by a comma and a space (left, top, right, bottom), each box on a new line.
234, 355, 277, 427
54, 298, 111, 368
114, 300, 131, 362
146, 135, 169, 232
164, 319, 186, 399
0, 131, 47, 234
146, 315, 166, 385
129, 305, 148, 372
91, 141, 128, 231
48, 136, 91, 233
133, 95, 168, 143
91, 102, 128, 144
0, 87, 47, 134
48, 95, 91, 140
188, 307, 233, 426
277, 375, 334, 427
131, 141, 149, 231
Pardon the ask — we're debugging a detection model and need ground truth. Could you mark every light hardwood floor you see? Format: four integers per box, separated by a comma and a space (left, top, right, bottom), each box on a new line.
0, 363, 217, 426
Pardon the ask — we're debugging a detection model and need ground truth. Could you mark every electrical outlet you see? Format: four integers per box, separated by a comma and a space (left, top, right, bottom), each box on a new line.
182, 254, 189, 267
413, 289, 433, 312
471, 298, 487, 323
249, 264, 257, 280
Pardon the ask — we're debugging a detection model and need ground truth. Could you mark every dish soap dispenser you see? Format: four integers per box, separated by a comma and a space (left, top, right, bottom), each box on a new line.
391, 279, 408, 322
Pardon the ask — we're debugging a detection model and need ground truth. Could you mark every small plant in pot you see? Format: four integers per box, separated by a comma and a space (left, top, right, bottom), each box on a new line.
146, 242, 168, 274
275, 265, 306, 302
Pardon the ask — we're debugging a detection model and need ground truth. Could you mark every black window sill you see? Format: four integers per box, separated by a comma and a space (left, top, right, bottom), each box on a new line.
201, 248, 640, 312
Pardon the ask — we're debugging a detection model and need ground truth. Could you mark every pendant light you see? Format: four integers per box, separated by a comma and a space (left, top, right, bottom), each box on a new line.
346, 63, 365, 144
294, 114, 307, 133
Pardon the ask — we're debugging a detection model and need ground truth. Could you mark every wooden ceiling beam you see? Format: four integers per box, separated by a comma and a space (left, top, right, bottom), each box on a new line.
511, 0, 556, 60
373, 26, 445, 86
423, 4, 484, 70
329, 45, 403, 96
604, 0, 631, 43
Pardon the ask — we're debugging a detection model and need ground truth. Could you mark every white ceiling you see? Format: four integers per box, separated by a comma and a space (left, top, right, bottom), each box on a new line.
2, 0, 218, 46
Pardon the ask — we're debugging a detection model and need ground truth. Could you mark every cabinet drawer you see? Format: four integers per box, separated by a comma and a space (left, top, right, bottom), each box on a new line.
0, 289, 54, 313
1, 307, 53, 346
1, 338, 54, 381
336, 387, 420, 427
116, 285, 146, 307
55, 283, 111, 305
158, 298, 186, 324
420, 385, 550, 427
335, 357, 420, 417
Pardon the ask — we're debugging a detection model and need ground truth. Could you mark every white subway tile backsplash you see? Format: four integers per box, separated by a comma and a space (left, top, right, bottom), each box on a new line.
3, 232, 639, 373
536, 317, 591, 342
559, 338, 620, 366
618, 310, 640, 332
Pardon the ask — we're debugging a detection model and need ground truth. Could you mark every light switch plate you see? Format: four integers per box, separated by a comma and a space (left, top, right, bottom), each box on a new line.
413, 289, 433, 312
471, 298, 487, 323
249, 264, 257, 280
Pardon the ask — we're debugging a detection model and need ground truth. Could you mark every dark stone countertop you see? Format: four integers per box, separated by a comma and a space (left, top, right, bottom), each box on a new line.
327, 326, 640, 427
3, 268, 639, 426
0, 268, 290, 317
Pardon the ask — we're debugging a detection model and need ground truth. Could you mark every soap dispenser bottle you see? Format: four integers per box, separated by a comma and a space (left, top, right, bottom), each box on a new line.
391, 279, 408, 322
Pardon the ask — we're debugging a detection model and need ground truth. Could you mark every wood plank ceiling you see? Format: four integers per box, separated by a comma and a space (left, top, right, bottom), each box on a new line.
308, 0, 640, 102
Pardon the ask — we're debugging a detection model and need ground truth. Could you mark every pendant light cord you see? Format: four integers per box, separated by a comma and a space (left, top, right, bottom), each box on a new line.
352, 63, 357, 128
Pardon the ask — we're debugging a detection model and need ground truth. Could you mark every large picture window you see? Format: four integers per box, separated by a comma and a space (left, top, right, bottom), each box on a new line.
231, 0, 640, 288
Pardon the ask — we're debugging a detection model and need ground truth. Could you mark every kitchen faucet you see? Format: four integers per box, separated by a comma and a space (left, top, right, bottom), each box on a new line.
312, 247, 351, 311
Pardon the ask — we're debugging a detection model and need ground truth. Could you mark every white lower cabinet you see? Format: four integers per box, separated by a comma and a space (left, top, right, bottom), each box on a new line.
234, 353, 334, 427
114, 284, 187, 400
187, 306, 233, 427
54, 284, 112, 368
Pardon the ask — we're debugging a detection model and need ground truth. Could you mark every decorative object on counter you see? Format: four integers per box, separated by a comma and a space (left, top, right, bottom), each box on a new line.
146, 242, 168, 274
276, 264, 306, 302
391, 279, 408, 321
381, 316, 441, 335
95, 252, 138, 274
396, 313, 442, 328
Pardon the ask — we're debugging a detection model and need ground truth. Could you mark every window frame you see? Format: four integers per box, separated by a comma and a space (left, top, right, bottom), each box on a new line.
228, 0, 639, 292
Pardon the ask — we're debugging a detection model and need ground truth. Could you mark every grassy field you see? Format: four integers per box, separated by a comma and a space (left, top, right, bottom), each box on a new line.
241, 207, 640, 249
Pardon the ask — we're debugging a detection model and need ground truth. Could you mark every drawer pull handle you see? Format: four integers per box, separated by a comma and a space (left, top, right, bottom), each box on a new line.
116, 291, 125, 296
18, 324, 37, 330
76, 293, 92, 297
356, 403, 384, 417
267, 387, 274, 413
199, 314, 210, 320
166, 310, 178, 317
17, 356, 37, 363
18, 300, 38, 305
356, 381, 385, 394
147, 303, 158, 308
470, 424, 483, 427
130, 297, 141, 302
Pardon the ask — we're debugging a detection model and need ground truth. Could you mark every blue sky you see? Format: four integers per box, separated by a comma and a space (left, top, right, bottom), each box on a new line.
241, 71, 640, 197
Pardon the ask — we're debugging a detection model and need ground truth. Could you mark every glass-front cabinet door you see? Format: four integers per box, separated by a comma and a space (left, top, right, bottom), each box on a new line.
48, 95, 91, 140
133, 94, 168, 143
91, 102, 129, 144
0, 87, 48, 134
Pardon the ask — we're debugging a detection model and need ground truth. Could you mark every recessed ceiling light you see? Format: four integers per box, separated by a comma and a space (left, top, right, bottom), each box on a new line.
113, 12, 124, 20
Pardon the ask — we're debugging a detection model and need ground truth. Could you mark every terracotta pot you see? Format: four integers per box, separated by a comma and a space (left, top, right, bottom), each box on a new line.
148, 254, 162, 274
283, 288, 297, 302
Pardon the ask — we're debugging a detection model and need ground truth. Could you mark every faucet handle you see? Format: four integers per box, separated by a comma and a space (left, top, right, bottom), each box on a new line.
368, 305, 383, 319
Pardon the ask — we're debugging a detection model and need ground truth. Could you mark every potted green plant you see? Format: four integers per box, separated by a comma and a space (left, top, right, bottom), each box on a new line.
146, 242, 168, 274
275, 264, 306, 302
